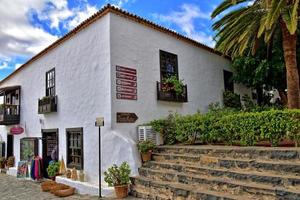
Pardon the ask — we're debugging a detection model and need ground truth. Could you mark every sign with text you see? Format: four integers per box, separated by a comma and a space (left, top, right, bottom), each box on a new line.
116, 65, 137, 100
117, 112, 138, 123
95, 117, 104, 127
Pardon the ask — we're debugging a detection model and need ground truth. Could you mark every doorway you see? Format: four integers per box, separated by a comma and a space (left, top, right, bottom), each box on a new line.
42, 129, 58, 178
7, 134, 13, 158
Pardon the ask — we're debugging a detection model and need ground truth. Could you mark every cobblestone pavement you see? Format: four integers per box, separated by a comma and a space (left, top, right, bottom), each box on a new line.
0, 174, 139, 200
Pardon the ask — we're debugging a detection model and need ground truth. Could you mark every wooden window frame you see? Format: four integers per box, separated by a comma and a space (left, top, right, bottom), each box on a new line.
46, 68, 55, 97
66, 127, 83, 170
159, 50, 179, 81
20, 137, 39, 161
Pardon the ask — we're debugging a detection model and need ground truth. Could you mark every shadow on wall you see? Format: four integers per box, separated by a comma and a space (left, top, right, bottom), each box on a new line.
102, 130, 140, 177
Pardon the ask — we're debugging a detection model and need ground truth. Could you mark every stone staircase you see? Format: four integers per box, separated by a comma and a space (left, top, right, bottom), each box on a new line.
130, 145, 300, 200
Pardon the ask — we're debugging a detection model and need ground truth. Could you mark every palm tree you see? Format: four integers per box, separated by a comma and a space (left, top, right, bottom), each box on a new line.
211, 0, 300, 108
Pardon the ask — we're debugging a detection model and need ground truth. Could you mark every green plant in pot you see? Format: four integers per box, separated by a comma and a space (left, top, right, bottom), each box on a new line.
47, 161, 60, 180
0, 157, 6, 169
137, 140, 156, 162
162, 75, 185, 96
104, 162, 131, 199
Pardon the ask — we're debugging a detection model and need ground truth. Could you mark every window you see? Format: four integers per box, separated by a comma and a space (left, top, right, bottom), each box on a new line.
46, 68, 55, 96
20, 138, 38, 162
66, 128, 83, 170
160, 50, 178, 81
223, 70, 234, 92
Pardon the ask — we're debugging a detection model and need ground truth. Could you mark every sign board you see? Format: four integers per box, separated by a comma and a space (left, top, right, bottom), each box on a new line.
17, 161, 29, 179
117, 112, 138, 123
95, 117, 104, 127
116, 65, 137, 100
10, 125, 24, 135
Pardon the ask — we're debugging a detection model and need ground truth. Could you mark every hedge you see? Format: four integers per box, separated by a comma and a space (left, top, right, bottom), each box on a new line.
149, 109, 300, 146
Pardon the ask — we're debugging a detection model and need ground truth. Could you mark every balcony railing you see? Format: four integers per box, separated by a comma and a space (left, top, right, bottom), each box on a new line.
157, 82, 188, 102
0, 104, 20, 125
38, 95, 57, 114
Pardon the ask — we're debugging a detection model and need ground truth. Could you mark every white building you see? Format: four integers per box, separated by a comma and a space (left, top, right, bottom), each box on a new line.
0, 4, 250, 196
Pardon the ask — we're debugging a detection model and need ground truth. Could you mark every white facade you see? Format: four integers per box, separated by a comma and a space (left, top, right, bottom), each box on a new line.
0, 7, 251, 196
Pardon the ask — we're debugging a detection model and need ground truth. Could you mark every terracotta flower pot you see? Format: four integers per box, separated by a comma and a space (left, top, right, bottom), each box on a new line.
141, 151, 152, 162
114, 185, 128, 199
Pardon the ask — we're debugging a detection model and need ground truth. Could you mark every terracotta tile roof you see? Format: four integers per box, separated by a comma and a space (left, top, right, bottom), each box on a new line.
0, 4, 229, 84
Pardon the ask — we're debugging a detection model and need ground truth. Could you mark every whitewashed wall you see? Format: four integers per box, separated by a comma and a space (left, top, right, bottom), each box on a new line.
109, 13, 251, 174
0, 11, 251, 190
0, 14, 112, 185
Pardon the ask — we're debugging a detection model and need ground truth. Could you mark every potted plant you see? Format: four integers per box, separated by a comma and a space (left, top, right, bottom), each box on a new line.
47, 161, 60, 180
137, 140, 156, 162
161, 75, 185, 96
104, 162, 131, 199
0, 157, 6, 169
7, 156, 14, 168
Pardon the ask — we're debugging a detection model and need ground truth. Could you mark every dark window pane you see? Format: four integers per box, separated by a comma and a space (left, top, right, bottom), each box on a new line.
223, 70, 234, 92
66, 128, 83, 170
46, 68, 55, 96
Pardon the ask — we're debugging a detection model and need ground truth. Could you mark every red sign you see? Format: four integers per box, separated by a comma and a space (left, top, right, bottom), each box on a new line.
116, 93, 137, 100
116, 65, 137, 100
116, 79, 137, 87
116, 66, 136, 75
10, 126, 24, 135
116, 86, 137, 94
116, 72, 137, 81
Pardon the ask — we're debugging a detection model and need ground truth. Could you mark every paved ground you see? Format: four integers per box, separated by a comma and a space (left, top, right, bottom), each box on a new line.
0, 174, 139, 200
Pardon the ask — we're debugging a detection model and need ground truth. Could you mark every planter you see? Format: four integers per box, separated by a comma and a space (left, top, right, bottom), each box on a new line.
114, 185, 128, 199
141, 151, 152, 162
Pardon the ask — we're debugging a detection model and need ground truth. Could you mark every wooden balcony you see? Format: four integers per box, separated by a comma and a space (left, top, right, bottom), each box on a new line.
0, 85, 21, 125
157, 82, 188, 102
38, 95, 57, 114
0, 104, 20, 125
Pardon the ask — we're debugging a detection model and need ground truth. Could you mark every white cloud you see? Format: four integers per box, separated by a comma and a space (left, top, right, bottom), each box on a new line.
15, 63, 22, 70
153, 4, 215, 47
0, 0, 59, 60
0, 62, 11, 70
64, 5, 98, 30
107, 0, 134, 8
0, 0, 100, 71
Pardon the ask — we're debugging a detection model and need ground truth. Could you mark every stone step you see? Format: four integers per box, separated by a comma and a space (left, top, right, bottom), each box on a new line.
130, 176, 258, 200
152, 153, 300, 176
138, 167, 300, 199
156, 145, 300, 161
144, 161, 300, 187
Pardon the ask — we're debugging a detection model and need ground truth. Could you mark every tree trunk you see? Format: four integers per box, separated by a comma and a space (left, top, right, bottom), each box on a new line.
281, 22, 300, 109
278, 89, 288, 106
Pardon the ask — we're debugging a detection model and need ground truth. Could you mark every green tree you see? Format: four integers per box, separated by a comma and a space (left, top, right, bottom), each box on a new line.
231, 36, 287, 105
211, 0, 300, 109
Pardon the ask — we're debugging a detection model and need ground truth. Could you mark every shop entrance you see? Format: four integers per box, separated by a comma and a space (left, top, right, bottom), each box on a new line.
7, 134, 13, 158
42, 129, 58, 178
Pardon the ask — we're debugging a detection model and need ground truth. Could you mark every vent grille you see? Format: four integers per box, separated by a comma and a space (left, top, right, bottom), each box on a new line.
138, 126, 157, 144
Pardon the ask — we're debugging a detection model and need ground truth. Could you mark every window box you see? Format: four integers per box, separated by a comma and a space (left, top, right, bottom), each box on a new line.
157, 82, 188, 102
38, 95, 57, 114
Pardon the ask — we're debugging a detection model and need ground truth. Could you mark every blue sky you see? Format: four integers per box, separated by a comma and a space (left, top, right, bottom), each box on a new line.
0, 0, 224, 80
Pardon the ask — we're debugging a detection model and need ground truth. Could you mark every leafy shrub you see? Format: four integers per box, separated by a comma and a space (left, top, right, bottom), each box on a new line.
104, 162, 131, 187
148, 109, 300, 147
150, 113, 177, 145
137, 140, 156, 154
223, 91, 242, 109
47, 161, 60, 177
174, 113, 204, 144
